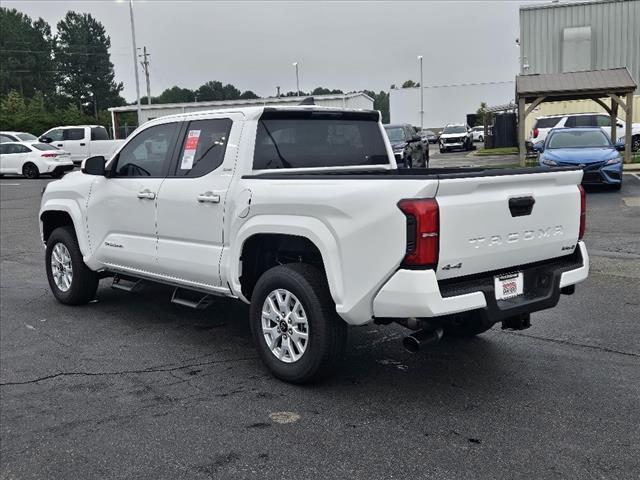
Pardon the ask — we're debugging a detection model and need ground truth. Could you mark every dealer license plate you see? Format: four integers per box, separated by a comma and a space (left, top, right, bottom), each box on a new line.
494, 272, 524, 300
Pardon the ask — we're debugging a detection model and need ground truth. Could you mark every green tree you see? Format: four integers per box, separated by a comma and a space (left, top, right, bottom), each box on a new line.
364, 90, 390, 124
55, 11, 124, 118
156, 86, 195, 103
475, 101, 488, 126
195, 81, 242, 101
239, 90, 259, 99
401, 80, 420, 88
0, 8, 56, 98
311, 87, 344, 95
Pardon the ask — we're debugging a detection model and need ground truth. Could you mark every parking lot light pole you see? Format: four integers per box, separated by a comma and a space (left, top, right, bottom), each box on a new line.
418, 55, 424, 131
293, 62, 300, 97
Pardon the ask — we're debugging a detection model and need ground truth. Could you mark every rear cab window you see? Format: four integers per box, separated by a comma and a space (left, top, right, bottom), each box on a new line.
254, 110, 388, 170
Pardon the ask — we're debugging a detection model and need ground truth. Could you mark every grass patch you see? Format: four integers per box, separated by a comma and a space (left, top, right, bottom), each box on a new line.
475, 147, 519, 156
631, 153, 640, 163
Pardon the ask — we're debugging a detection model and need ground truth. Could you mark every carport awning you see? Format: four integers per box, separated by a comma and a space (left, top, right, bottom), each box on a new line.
516, 68, 637, 103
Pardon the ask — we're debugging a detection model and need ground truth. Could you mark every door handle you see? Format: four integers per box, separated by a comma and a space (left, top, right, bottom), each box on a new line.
57, 144, 63, 147
137, 190, 156, 200
196, 191, 220, 204
80, 143, 86, 146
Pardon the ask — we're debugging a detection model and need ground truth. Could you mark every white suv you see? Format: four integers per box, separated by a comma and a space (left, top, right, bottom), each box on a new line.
529, 113, 640, 151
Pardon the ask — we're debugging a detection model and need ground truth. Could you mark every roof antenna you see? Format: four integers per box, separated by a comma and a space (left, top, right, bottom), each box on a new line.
298, 96, 315, 105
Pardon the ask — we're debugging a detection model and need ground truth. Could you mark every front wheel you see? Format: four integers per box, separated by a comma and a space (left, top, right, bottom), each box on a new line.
250, 263, 347, 384
46, 226, 99, 305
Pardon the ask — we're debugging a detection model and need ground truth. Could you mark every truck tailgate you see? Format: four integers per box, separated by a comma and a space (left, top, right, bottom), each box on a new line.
436, 169, 583, 280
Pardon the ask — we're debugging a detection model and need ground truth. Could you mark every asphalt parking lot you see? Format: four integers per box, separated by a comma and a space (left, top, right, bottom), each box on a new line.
1, 172, 639, 479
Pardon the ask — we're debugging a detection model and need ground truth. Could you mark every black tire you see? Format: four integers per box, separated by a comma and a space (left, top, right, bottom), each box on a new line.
439, 147, 445, 154
249, 263, 347, 384
479, 135, 483, 143
45, 226, 99, 305
22, 162, 39, 179
50, 170, 64, 179
632, 135, 640, 152
611, 181, 622, 191
405, 155, 412, 169
442, 312, 493, 338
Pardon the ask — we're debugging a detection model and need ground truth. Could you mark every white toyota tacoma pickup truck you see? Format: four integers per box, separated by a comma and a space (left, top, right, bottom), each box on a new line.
40, 106, 589, 383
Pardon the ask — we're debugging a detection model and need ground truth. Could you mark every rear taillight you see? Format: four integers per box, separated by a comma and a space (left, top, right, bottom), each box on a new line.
41, 152, 58, 158
398, 198, 439, 269
578, 185, 586, 240
533, 127, 539, 138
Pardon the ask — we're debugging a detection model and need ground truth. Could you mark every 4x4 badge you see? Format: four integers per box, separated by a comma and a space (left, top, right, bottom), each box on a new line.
442, 262, 462, 270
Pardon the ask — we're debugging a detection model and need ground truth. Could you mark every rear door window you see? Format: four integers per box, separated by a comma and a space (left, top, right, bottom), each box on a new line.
534, 118, 562, 129
595, 115, 611, 127
565, 115, 595, 128
173, 118, 232, 177
63, 128, 85, 141
254, 111, 388, 170
91, 127, 109, 140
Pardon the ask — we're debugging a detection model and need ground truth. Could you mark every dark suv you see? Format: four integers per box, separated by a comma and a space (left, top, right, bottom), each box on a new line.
384, 124, 428, 168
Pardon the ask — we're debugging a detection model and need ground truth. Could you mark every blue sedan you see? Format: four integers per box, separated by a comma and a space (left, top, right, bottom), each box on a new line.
537, 127, 624, 189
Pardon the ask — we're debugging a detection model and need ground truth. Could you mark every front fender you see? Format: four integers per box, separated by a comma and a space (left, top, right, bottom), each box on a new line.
225, 215, 343, 308
39, 199, 92, 265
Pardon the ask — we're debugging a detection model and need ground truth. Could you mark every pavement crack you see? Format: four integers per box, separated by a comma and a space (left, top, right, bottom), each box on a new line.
0, 356, 258, 387
503, 331, 640, 358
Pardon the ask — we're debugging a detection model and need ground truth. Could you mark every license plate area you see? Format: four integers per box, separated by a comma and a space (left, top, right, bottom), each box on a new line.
494, 272, 524, 300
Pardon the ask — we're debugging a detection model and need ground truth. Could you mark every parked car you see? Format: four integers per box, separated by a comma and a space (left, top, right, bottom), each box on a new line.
39, 125, 124, 165
383, 123, 428, 167
0, 131, 38, 143
439, 123, 473, 152
420, 130, 438, 144
471, 126, 485, 142
0, 142, 73, 179
39, 106, 589, 383
529, 113, 640, 152
536, 127, 623, 190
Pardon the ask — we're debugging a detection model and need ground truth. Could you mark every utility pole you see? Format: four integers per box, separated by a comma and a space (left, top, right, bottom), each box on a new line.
138, 46, 151, 104
128, 0, 141, 125
418, 55, 424, 131
292, 62, 300, 96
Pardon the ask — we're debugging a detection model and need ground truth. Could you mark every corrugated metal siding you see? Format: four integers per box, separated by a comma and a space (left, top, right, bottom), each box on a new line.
520, 0, 639, 90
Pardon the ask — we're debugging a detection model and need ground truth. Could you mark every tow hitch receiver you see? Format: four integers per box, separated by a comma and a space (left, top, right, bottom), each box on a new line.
501, 313, 531, 331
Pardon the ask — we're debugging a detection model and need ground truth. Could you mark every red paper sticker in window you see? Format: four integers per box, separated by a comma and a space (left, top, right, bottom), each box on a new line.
181, 130, 201, 169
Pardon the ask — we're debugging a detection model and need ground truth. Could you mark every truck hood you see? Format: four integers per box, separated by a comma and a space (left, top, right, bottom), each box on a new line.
390, 141, 408, 150
542, 147, 619, 164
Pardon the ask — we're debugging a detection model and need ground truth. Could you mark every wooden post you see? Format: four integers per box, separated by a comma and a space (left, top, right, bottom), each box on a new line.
518, 96, 526, 167
610, 98, 618, 144
624, 92, 633, 164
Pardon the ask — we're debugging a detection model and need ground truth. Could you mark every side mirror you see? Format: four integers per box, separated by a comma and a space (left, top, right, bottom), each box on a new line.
533, 143, 544, 153
82, 155, 106, 175
615, 141, 625, 151
411, 136, 421, 143
617, 123, 623, 128
39, 136, 52, 143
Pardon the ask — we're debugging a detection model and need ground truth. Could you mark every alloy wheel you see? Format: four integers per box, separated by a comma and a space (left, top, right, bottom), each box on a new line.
261, 289, 309, 363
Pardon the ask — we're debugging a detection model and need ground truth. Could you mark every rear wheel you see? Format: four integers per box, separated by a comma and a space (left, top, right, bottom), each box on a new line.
442, 312, 493, 338
632, 135, 640, 152
479, 135, 483, 143
46, 226, 99, 305
50, 170, 64, 179
22, 162, 39, 179
250, 263, 347, 384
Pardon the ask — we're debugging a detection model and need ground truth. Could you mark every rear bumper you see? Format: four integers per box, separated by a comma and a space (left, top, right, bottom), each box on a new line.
373, 241, 589, 320
49, 164, 75, 175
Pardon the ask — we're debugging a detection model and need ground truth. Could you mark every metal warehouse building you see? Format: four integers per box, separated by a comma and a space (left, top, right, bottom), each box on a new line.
108, 92, 374, 139
519, 0, 640, 130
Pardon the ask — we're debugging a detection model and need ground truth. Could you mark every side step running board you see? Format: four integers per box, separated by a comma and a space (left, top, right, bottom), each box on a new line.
112, 275, 146, 293
171, 287, 215, 309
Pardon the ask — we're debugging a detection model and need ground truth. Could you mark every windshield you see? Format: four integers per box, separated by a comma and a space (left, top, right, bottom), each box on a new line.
443, 125, 466, 134
16, 133, 37, 141
384, 127, 406, 142
547, 130, 611, 149
32, 143, 60, 151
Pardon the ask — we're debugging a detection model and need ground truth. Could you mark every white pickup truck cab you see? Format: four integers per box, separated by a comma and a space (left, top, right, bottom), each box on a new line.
40, 106, 589, 383
39, 125, 124, 165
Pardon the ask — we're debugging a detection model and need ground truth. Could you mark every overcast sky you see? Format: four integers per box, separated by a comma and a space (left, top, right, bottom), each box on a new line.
4, 0, 546, 102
